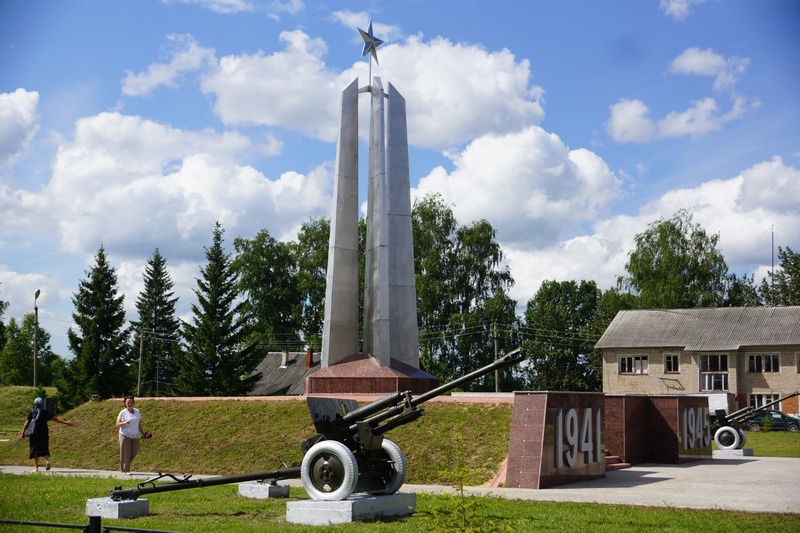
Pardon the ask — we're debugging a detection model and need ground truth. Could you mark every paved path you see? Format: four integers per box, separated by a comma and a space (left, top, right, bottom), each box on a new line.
3, 455, 798, 514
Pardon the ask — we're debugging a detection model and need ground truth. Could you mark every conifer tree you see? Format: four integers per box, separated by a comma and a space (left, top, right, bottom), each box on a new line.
175, 222, 261, 396
132, 249, 181, 396
65, 246, 131, 406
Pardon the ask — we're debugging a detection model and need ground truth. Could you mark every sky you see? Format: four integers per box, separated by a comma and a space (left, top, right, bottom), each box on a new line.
1, 0, 799, 359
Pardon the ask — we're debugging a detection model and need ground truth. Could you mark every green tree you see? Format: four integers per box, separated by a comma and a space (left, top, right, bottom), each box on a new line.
413, 193, 517, 387
132, 249, 181, 396
292, 217, 331, 351
522, 280, 602, 391
0, 284, 8, 351
722, 272, 761, 307
0, 314, 60, 386
760, 246, 800, 306
64, 246, 132, 406
233, 229, 302, 351
619, 209, 729, 308
175, 222, 261, 396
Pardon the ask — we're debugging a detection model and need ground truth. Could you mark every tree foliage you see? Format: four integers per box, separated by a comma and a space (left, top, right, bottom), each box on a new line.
132, 249, 181, 396
64, 246, 132, 406
619, 209, 730, 308
233, 229, 302, 351
0, 314, 60, 386
522, 280, 603, 391
291, 218, 331, 351
0, 284, 8, 351
413, 193, 517, 388
175, 222, 261, 396
760, 246, 800, 306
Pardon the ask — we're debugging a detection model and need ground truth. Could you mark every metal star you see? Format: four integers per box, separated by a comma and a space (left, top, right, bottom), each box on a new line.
358, 20, 383, 64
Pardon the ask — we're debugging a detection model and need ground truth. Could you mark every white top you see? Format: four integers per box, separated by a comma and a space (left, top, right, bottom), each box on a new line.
117, 407, 142, 438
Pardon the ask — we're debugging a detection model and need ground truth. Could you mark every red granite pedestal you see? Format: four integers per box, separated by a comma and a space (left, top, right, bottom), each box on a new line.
506, 392, 605, 489
306, 353, 439, 394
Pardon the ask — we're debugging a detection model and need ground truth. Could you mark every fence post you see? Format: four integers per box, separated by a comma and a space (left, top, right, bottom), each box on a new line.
86, 515, 101, 533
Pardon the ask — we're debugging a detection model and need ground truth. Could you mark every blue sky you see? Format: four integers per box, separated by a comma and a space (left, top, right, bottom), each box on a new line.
2, 0, 799, 358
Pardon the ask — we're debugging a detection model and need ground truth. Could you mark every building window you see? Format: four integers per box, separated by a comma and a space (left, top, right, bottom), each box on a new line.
619, 355, 648, 375
748, 354, 780, 373
700, 354, 728, 391
749, 393, 780, 410
664, 353, 680, 373
796, 353, 800, 373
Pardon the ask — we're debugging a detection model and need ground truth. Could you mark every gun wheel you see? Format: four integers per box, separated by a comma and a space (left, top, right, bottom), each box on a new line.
713, 426, 741, 450
301, 440, 358, 501
368, 439, 407, 496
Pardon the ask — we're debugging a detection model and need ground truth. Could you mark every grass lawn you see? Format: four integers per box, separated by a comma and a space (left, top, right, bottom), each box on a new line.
2, 386, 799, 531
1, 474, 799, 532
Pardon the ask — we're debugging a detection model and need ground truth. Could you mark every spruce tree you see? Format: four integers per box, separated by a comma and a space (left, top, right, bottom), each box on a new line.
65, 246, 131, 406
132, 249, 181, 396
176, 222, 261, 396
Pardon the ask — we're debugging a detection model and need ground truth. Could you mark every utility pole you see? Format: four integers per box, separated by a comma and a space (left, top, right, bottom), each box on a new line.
138, 330, 144, 396
33, 289, 40, 388
493, 320, 499, 393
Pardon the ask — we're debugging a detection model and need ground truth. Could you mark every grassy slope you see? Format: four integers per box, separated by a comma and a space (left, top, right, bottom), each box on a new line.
2, 385, 798, 486
0, 387, 512, 486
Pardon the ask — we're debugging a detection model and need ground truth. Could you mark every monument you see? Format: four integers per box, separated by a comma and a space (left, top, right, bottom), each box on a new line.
308, 21, 438, 394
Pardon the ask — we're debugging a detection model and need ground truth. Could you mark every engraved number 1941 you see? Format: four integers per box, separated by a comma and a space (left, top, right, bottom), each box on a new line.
555, 408, 602, 468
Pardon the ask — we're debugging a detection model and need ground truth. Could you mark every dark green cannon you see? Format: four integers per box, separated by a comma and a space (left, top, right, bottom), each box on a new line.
110, 347, 525, 502
711, 389, 800, 450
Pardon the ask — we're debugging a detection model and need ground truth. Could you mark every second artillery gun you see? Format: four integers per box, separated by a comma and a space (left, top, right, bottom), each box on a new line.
111, 347, 525, 502
711, 389, 800, 450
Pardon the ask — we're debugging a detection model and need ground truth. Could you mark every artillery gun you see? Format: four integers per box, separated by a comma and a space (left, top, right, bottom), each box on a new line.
111, 348, 525, 502
711, 389, 800, 450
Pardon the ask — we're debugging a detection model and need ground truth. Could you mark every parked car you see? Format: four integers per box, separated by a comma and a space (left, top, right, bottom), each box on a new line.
741, 410, 800, 432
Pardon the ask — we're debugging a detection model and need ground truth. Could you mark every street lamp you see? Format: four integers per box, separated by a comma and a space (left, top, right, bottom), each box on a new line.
34, 289, 40, 389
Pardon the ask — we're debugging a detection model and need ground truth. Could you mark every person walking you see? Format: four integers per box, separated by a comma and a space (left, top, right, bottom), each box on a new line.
116, 395, 145, 474
20, 397, 74, 472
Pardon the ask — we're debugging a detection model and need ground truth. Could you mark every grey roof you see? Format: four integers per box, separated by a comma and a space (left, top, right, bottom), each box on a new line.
595, 306, 800, 351
249, 352, 320, 396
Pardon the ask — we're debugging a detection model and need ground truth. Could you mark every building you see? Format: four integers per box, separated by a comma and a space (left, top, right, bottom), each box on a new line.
596, 306, 800, 415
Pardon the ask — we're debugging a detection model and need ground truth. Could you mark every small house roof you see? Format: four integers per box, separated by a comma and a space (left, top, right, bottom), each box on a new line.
595, 306, 800, 351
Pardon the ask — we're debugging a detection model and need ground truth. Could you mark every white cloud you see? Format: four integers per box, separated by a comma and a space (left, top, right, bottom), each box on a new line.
0, 89, 40, 171
608, 47, 756, 143
669, 47, 750, 91
200, 30, 544, 149
35, 111, 330, 259
122, 34, 217, 97
659, 0, 709, 21
160, 0, 254, 14
414, 126, 622, 248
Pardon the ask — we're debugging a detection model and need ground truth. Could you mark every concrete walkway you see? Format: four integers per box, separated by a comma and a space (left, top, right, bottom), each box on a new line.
3, 455, 799, 514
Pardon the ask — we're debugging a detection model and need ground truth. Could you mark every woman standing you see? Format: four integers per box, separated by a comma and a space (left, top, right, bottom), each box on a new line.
116, 395, 145, 474
20, 397, 74, 472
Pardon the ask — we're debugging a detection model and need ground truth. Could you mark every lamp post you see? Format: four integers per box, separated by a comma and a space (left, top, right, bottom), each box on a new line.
34, 289, 40, 389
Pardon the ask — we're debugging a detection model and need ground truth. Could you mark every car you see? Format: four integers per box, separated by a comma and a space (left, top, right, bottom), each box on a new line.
742, 410, 800, 432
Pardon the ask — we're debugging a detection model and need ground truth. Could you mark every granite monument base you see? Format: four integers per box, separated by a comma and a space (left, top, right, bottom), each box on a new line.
307, 353, 438, 394
238, 481, 291, 499
86, 497, 149, 519
286, 493, 416, 525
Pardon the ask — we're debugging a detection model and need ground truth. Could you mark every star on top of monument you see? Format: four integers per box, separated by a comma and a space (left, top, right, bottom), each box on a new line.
358, 19, 384, 64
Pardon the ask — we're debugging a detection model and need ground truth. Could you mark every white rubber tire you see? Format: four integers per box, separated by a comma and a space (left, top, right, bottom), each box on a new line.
301, 440, 358, 501
368, 439, 408, 496
714, 426, 741, 450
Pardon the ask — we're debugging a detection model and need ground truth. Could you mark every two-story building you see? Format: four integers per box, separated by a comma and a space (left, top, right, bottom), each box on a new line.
596, 306, 800, 415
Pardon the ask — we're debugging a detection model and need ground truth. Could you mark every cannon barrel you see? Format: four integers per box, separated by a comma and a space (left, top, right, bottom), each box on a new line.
411, 347, 524, 406
347, 347, 526, 434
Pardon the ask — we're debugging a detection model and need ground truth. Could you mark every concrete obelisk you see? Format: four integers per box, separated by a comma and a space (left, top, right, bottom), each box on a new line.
312, 21, 435, 394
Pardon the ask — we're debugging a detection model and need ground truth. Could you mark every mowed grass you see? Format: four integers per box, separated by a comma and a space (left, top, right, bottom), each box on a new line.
1, 473, 798, 533
2, 385, 799, 531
